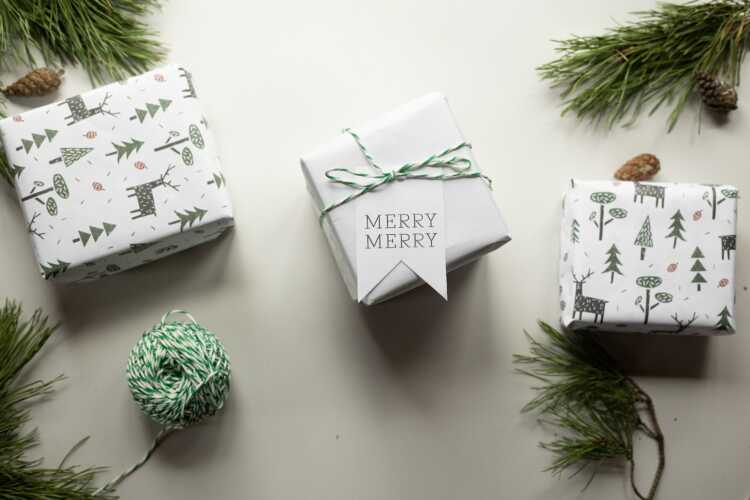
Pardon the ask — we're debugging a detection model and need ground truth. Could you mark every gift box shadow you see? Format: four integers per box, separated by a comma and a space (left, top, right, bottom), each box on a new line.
51, 230, 237, 332
592, 332, 710, 378
357, 260, 494, 374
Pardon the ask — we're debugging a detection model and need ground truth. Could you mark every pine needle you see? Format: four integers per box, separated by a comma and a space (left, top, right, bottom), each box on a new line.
538, 0, 750, 130
515, 322, 665, 500
0, 104, 9, 185
0, 0, 165, 83
0, 300, 115, 499
0, 0, 166, 184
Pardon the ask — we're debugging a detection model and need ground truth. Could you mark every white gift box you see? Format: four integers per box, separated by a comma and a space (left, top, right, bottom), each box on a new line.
300, 93, 511, 305
0, 65, 233, 282
560, 179, 737, 335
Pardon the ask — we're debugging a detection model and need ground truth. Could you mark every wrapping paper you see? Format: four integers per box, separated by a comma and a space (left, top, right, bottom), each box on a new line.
560, 179, 737, 335
0, 65, 233, 282
300, 93, 511, 305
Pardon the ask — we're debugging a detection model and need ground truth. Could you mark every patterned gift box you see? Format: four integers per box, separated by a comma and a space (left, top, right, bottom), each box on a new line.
0, 65, 233, 282
560, 179, 737, 335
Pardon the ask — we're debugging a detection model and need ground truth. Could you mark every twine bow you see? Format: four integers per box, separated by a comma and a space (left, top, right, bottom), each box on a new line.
319, 129, 490, 220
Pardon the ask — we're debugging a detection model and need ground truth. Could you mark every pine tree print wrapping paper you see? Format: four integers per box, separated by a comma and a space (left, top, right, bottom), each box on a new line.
301, 93, 511, 305
560, 179, 738, 335
0, 65, 234, 283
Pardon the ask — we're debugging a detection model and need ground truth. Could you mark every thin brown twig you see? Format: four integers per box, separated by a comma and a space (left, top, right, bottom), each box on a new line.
627, 380, 665, 500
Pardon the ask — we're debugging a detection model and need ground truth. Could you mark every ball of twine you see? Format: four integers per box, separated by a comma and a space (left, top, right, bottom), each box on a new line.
126, 310, 231, 428
96, 310, 231, 495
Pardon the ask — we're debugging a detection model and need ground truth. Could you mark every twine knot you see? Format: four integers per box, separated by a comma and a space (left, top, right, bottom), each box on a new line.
319, 129, 490, 221
382, 170, 399, 182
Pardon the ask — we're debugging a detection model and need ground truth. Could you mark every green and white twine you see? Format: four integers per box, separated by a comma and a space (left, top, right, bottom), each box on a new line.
96, 310, 231, 495
319, 128, 491, 220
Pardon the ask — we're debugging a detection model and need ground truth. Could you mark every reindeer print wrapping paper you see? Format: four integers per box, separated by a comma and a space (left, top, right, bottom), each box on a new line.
0, 65, 234, 283
560, 179, 737, 335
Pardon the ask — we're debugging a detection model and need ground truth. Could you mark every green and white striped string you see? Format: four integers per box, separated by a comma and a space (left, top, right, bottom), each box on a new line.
95, 310, 231, 495
319, 128, 491, 220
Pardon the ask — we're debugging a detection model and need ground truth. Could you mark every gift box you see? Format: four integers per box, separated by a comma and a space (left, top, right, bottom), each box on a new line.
0, 65, 233, 283
560, 179, 737, 335
300, 93, 511, 305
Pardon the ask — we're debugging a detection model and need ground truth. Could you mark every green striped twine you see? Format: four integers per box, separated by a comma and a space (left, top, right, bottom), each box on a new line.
319, 128, 491, 221
95, 310, 231, 495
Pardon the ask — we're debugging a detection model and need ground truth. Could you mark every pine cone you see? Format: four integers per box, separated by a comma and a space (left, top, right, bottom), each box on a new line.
614, 154, 660, 181
696, 73, 737, 112
1, 68, 64, 97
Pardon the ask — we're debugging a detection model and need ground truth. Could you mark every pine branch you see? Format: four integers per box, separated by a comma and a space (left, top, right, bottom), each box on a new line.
0, 300, 115, 499
538, 0, 750, 130
0, 0, 166, 85
0, 1, 165, 186
514, 321, 665, 500
0, 150, 10, 188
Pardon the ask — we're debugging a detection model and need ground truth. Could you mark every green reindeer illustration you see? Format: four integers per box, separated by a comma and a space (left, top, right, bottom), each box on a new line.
571, 270, 607, 324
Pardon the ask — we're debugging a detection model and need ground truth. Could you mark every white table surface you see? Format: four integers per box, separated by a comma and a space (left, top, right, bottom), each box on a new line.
1, 1, 748, 499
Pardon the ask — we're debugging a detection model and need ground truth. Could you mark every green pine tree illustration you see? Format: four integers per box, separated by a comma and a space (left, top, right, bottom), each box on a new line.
72, 222, 116, 246
634, 216, 654, 261
49, 147, 94, 167
602, 244, 623, 283
665, 210, 686, 248
40, 260, 69, 280
570, 218, 580, 244
16, 129, 58, 153
169, 206, 207, 232
106, 139, 144, 162
715, 306, 733, 331
9, 164, 24, 178
130, 98, 172, 123
207, 172, 226, 188
690, 247, 707, 291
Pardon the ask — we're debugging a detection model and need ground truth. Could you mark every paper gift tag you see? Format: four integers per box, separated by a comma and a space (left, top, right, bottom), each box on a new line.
356, 180, 447, 301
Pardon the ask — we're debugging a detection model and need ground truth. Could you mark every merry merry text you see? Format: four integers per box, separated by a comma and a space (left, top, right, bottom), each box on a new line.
363, 212, 438, 249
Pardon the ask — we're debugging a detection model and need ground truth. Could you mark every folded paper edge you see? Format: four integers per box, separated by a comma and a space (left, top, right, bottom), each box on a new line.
55, 215, 235, 283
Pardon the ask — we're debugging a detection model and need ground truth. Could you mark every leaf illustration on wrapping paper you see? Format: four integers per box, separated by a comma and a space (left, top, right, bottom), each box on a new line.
58, 92, 119, 126
154, 124, 204, 166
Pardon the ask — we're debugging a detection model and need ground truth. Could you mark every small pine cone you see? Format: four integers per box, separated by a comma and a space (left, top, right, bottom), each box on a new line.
1, 68, 64, 97
614, 154, 660, 181
696, 73, 737, 112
